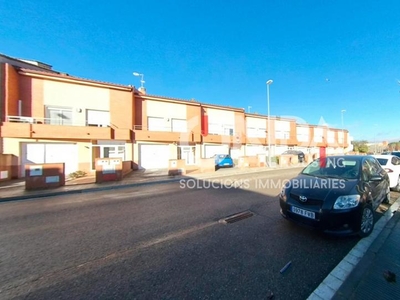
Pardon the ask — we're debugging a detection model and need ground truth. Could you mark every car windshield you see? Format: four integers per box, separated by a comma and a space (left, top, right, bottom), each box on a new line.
301, 157, 360, 179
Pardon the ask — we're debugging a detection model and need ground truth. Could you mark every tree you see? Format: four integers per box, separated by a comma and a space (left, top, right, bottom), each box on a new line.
352, 140, 369, 153
388, 142, 400, 151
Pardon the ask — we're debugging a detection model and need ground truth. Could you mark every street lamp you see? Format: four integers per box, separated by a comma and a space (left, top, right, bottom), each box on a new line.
266, 80, 273, 167
248, 106, 252, 113
133, 72, 145, 90
341, 109, 346, 153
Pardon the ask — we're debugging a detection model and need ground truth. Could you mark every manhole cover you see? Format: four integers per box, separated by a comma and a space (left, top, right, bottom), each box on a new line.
219, 210, 254, 224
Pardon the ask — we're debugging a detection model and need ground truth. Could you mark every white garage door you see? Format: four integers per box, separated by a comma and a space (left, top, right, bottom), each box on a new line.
139, 144, 170, 169
204, 145, 229, 158
246, 145, 266, 156
21, 143, 78, 177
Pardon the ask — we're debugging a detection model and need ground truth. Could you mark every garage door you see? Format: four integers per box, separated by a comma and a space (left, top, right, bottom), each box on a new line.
139, 144, 170, 169
246, 145, 266, 156
21, 143, 78, 177
204, 145, 229, 158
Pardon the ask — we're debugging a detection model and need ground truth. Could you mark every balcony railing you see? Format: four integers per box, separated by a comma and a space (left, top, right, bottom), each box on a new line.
6, 116, 108, 127
133, 125, 188, 133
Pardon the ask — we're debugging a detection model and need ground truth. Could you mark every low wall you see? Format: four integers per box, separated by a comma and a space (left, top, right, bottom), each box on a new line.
168, 159, 187, 176
95, 158, 123, 183
122, 160, 133, 176
199, 158, 215, 173
168, 158, 216, 176
237, 155, 266, 168
25, 163, 65, 190
0, 154, 18, 181
278, 155, 300, 167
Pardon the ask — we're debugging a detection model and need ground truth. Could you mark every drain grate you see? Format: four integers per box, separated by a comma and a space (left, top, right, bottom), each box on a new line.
219, 210, 254, 224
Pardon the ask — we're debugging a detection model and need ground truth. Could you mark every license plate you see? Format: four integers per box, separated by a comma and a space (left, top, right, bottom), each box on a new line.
291, 206, 315, 219
224, 163, 230, 165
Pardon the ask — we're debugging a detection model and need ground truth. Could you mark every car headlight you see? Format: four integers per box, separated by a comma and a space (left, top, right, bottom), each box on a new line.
279, 186, 288, 200
333, 195, 360, 209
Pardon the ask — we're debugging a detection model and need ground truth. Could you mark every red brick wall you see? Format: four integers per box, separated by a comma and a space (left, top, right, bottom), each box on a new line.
134, 95, 142, 129
30, 78, 44, 118
110, 89, 133, 129
4, 63, 19, 117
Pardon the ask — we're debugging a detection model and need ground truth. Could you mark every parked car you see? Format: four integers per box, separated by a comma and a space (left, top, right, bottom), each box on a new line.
372, 154, 400, 192
279, 155, 390, 237
382, 151, 400, 158
214, 154, 234, 169
281, 150, 305, 163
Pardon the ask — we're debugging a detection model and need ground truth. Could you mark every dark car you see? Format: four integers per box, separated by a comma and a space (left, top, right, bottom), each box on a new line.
382, 151, 400, 158
281, 150, 305, 163
279, 155, 390, 237
214, 154, 234, 169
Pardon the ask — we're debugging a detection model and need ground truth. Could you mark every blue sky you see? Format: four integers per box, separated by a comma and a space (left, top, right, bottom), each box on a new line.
1, 0, 400, 142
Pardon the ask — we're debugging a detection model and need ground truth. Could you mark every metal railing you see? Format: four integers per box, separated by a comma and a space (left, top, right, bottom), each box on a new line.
132, 125, 188, 133
6, 116, 109, 127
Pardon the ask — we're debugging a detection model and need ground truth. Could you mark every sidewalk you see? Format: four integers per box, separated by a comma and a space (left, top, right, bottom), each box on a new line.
308, 197, 400, 300
332, 207, 400, 300
0, 165, 299, 202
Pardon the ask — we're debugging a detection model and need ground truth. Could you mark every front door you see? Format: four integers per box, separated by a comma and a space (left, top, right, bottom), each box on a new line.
178, 146, 196, 165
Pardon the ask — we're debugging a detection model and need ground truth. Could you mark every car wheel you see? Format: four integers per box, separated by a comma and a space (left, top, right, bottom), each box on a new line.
393, 176, 400, 192
359, 205, 374, 238
383, 186, 390, 204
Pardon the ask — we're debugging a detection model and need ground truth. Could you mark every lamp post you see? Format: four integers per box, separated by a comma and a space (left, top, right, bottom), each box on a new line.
133, 72, 145, 90
266, 80, 273, 167
341, 109, 346, 153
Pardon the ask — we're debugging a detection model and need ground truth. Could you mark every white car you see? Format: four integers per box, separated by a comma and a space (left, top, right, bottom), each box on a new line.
373, 155, 400, 192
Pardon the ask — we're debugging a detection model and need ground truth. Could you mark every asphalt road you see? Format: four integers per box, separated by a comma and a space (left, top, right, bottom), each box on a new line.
1, 168, 398, 300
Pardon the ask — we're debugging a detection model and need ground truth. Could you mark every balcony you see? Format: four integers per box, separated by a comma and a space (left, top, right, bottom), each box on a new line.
2, 116, 114, 140
133, 125, 201, 143
246, 136, 267, 145
202, 133, 243, 145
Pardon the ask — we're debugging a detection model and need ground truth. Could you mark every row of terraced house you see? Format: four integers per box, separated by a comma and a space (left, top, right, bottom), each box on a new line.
0, 53, 350, 180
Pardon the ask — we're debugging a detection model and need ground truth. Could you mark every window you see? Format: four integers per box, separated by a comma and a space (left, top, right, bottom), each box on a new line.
223, 126, 234, 136
297, 127, 309, 142
338, 131, 344, 144
314, 128, 324, 143
367, 158, 382, 175
148, 117, 167, 131
247, 127, 266, 138
327, 131, 335, 143
208, 123, 221, 135
276, 131, 290, 139
209, 123, 234, 135
171, 119, 187, 133
87, 110, 110, 127
275, 121, 290, 140
392, 157, 400, 166
46, 106, 73, 125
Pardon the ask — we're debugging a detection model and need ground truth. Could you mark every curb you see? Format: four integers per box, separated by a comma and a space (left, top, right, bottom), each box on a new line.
0, 166, 304, 203
307, 195, 400, 300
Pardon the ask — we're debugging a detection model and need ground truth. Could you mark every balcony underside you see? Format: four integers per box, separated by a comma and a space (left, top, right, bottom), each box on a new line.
133, 130, 201, 143
1, 123, 131, 141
